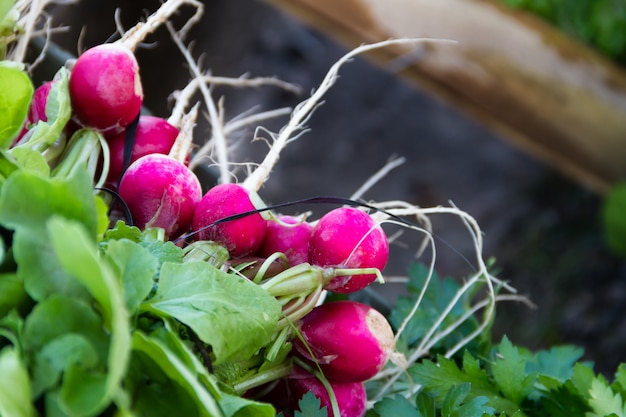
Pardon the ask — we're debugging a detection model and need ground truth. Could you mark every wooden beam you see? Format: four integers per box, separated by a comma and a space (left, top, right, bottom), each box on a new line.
263, 0, 626, 194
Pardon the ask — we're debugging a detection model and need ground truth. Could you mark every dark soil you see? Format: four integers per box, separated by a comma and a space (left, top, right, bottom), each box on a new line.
48, 0, 626, 376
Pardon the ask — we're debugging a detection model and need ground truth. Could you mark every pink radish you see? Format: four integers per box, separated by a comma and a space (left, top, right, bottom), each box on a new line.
118, 153, 201, 239
293, 300, 394, 383
191, 183, 267, 258
69, 43, 143, 133
106, 115, 179, 184
258, 215, 313, 266
287, 365, 366, 417
308, 207, 388, 293
13, 81, 54, 144
28, 80, 54, 125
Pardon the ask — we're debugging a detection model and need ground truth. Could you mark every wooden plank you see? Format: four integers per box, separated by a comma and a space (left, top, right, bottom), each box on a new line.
262, 0, 626, 194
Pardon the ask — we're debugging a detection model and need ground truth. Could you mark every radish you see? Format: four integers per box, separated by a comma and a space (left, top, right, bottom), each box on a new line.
308, 207, 388, 293
28, 80, 54, 125
287, 365, 366, 417
69, 43, 143, 133
118, 153, 201, 239
258, 215, 313, 266
191, 183, 267, 258
293, 300, 394, 383
106, 115, 179, 184
13, 80, 55, 144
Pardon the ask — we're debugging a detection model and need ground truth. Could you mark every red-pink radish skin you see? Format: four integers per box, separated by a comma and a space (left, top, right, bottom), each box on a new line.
192, 183, 267, 258
118, 154, 201, 239
106, 115, 179, 184
258, 215, 313, 266
287, 366, 366, 417
294, 300, 394, 382
308, 207, 388, 293
69, 43, 143, 133
28, 81, 54, 124
13, 81, 54, 144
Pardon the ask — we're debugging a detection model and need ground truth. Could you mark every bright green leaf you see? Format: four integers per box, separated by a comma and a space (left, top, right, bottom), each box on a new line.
0, 61, 33, 148
8, 146, 50, 175
32, 333, 100, 398
104, 239, 158, 314
410, 354, 519, 415
142, 261, 281, 364
0, 346, 36, 417
441, 383, 495, 417
130, 331, 224, 417
0, 309, 22, 349
47, 217, 131, 416
22, 295, 110, 398
219, 392, 276, 417
587, 377, 626, 417
0, 168, 100, 301
0, 272, 29, 317
491, 336, 535, 405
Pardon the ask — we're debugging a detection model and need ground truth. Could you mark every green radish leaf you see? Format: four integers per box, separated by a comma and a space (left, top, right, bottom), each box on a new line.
32, 333, 100, 398
0, 309, 22, 348
22, 295, 109, 398
0, 346, 36, 417
7, 146, 50, 175
219, 392, 277, 417
102, 221, 183, 269
491, 336, 535, 405
130, 331, 224, 417
147, 320, 222, 399
103, 238, 158, 314
142, 261, 281, 364
46, 217, 131, 416
0, 272, 29, 317
0, 168, 100, 301
372, 395, 423, 417
0, 61, 32, 148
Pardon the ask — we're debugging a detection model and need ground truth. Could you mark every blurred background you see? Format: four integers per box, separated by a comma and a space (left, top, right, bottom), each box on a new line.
46, 0, 626, 375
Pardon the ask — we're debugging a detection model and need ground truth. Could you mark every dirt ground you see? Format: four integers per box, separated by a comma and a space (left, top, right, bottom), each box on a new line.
48, 0, 626, 376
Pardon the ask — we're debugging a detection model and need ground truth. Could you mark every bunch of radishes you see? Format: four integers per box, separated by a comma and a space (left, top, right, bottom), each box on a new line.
13, 32, 401, 415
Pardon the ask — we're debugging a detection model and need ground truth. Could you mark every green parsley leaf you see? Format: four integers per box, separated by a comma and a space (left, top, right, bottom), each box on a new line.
491, 336, 535, 405
373, 394, 423, 417
294, 391, 328, 417
587, 377, 626, 417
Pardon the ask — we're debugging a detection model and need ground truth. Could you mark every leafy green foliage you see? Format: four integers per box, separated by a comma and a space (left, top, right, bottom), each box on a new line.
0, 61, 32, 147
142, 261, 282, 365
499, 0, 626, 64
388, 263, 486, 356
294, 391, 328, 417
